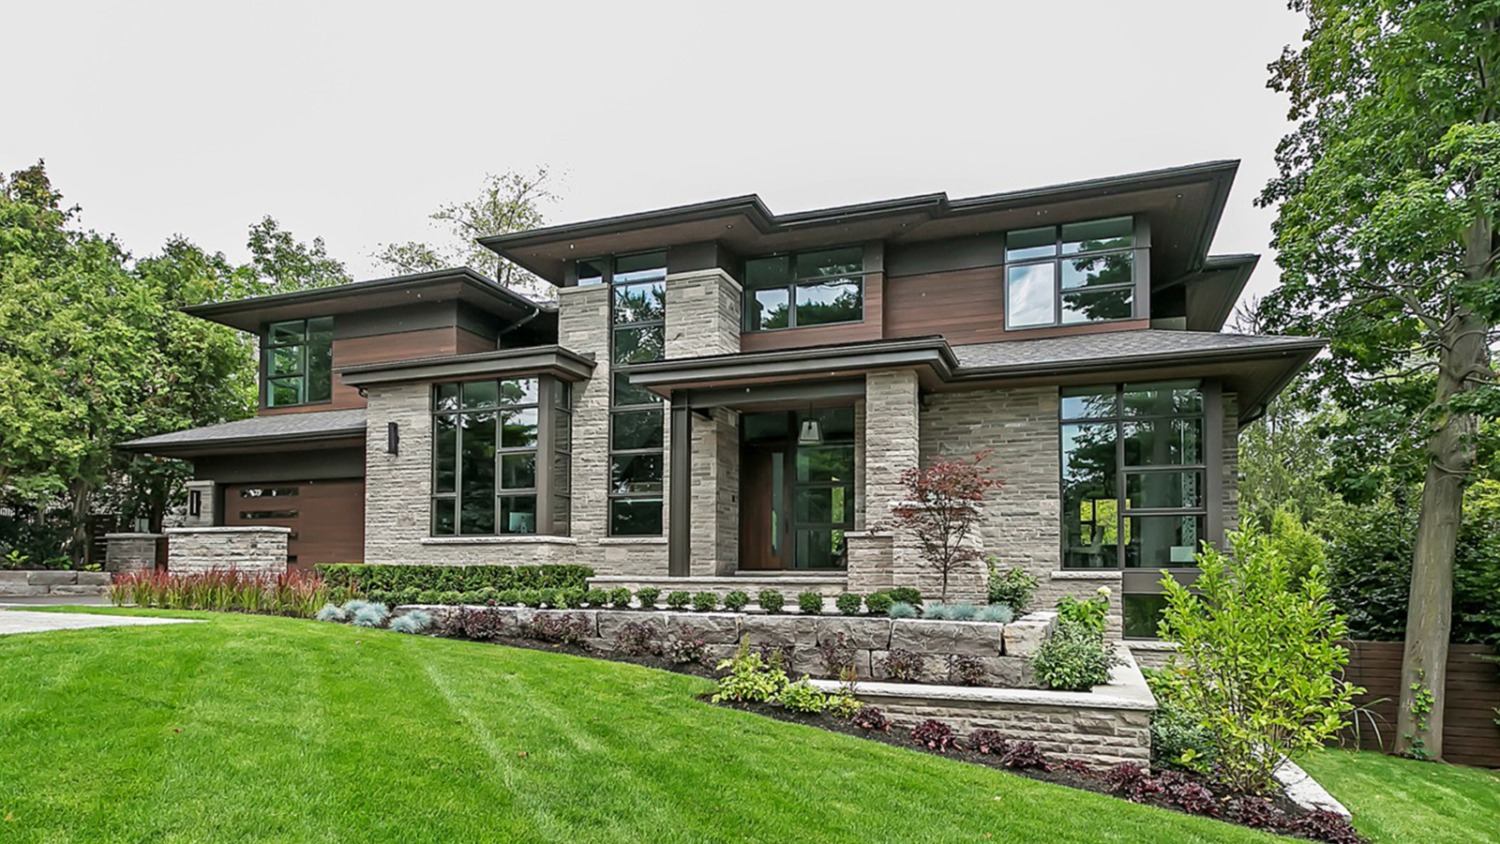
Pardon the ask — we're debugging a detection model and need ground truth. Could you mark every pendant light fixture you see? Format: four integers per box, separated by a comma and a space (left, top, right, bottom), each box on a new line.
797, 407, 823, 445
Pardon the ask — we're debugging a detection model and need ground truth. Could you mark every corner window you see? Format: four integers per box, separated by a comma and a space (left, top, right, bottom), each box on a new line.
264, 317, 333, 407
609, 252, 666, 535
432, 377, 572, 537
744, 246, 864, 331
1005, 217, 1136, 329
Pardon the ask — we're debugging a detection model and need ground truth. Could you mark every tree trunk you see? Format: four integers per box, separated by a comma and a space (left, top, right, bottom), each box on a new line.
1395, 218, 1495, 759
67, 478, 92, 567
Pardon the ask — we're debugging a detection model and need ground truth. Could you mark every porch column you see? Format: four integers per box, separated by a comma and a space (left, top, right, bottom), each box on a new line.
668, 399, 692, 577
858, 370, 921, 592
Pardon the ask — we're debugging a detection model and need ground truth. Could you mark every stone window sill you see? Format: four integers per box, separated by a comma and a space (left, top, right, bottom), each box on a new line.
1050, 570, 1123, 581
420, 536, 578, 546
599, 537, 668, 546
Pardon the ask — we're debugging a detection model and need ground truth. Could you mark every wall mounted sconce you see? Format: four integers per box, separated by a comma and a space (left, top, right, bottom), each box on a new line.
387, 422, 399, 455
188, 489, 202, 518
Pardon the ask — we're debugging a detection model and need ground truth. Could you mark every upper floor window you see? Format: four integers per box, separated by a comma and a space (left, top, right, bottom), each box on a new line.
609, 252, 667, 536
1005, 217, 1136, 329
264, 317, 333, 407
744, 246, 864, 331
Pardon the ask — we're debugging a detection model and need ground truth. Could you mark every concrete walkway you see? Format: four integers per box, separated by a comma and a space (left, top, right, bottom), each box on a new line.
0, 610, 198, 636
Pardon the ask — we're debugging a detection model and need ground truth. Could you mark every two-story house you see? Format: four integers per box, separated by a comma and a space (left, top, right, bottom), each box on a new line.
119, 160, 1323, 638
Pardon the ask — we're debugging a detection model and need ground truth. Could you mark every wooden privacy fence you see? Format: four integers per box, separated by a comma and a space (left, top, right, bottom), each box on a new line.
1340, 641, 1500, 768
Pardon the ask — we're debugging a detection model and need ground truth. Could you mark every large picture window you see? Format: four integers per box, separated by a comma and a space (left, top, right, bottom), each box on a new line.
609, 252, 667, 535
1061, 381, 1208, 636
1005, 217, 1136, 329
431, 377, 572, 537
743, 246, 864, 331
264, 317, 333, 407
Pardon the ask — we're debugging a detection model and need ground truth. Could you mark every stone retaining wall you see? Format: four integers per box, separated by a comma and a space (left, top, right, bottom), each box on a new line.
0, 570, 112, 597
165, 527, 289, 574
811, 645, 1155, 768
402, 604, 1059, 689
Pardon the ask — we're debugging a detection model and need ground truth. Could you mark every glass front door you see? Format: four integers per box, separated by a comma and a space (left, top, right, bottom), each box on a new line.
739, 408, 854, 570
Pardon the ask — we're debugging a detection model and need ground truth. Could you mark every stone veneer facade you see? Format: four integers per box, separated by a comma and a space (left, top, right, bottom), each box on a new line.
165, 527, 289, 574
103, 533, 163, 574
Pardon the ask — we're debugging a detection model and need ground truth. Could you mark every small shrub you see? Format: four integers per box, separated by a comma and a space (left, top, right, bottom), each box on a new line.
390, 610, 433, 634
1000, 740, 1050, 770
665, 590, 691, 610
758, 590, 784, 614
527, 612, 591, 646
923, 604, 954, 620
797, 591, 824, 614
722, 590, 750, 612
584, 588, 610, 606
608, 587, 634, 608
352, 604, 390, 628
886, 587, 923, 606
777, 679, 829, 713
835, 593, 862, 616
342, 599, 372, 615
948, 603, 978, 621
663, 628, 709, 665
417, 589, 440, 604
887, 601, 917, 619
1055, 591, 1110, 638
1157, 771, 1219, 817
519, 590, 546, 608
1033, 625, 1120, 691
863, 592, 893, 615
1285, 810, 1362, 844
437, 590, 463, 606
968, 728, 1007, 754
817, 633, 857, 679
314, 603, 347, 623
985, 559, 1038, 613
712, 639, 790, 703
974, 604, 1013, 624
947, 654, 986, 686
754, 642, 794, 669
496, 589, 521, 606
398, 586, 421, 605
1228, 796, 1286, 830
1103, 764, 1163, 802
878, 648, 926, 683
691, 592, 718, 612
635, 587, 661, 608
824, 690, 862, 719
553, 588, 586, 609
613, 621, 659, 656
850, 705, 891, 731
476, 586, 499, 602
1146, 671, 1218, 771
457, 590, 482, 604
910, 719, 959, 752
454, 606, 506, 640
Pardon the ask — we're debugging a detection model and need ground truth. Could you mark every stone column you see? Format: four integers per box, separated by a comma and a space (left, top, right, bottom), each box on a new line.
863, 370, 921, 592
558, 284, 612, 571
183, 479, 217, 527
104, 533, 163, 574
664, 269, 743, 576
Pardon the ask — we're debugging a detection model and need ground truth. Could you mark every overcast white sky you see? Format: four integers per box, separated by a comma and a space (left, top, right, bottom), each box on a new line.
4, 1, 1305, 307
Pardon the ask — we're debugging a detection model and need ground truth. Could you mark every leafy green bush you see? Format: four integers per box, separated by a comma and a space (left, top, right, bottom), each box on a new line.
665, 591, 691, 610
835, 593, 862, 616
986, 559, 1038, 613
438, 590, 463, 606
1144, 670, 1218, 772
757, 590, 784, 614
605, 587, 632, 608
635, 587, 661, 608
554, 588, 586, 609
887, 601, 917, 619
316, 564, 593, 595
1032, 624, 1119, 691
797, 591, 823, 614
1055, 590, 1110, 637
584, 588, 610, 606
691, 592, 718, 612
885, 587, 923, 606
722, 590, 750, 612
975, 604, 1013, 624
712, 639, 789, 703
824, 689, 862, 719
863, 592, 893, 615
777, 678, 829, 713
1159, 524, 1362, 794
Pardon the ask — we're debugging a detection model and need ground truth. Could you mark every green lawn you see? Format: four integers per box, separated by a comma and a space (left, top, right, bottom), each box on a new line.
1299, 749, 1500, 843
0, 609, 1274, 844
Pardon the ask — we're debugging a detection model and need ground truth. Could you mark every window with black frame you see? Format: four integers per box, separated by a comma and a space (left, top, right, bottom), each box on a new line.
1005, 217, 1136, 329
743, 246, 864, 331
264, 317, 333, 407
431, 378, 543, 536
609, 252, 667, 535
1060, 381, 1207, 637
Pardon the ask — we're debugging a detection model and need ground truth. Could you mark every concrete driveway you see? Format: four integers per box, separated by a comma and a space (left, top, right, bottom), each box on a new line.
0, 610, 197, 636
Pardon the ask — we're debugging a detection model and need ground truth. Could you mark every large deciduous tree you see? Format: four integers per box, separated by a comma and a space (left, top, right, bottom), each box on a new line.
373, 166, 557, 300
1259, 1, 1500, 759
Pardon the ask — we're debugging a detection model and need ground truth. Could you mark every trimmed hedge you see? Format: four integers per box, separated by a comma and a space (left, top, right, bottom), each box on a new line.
316, 564, 593, 595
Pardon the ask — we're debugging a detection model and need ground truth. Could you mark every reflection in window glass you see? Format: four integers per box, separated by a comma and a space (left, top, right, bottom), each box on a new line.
432, 378, 554, 537
751, 287, 790, 330
1125, 514, 1204, 568
1005, 226, 1056, 261
1061, 386, 1117, 419
795, 279, 862, 326
263, 317, 333, 407
1061, 217, 1132, 254
611, 497, 664, 536
744, 247, 864, 331
609, 252, 667, 535
1123, 592, 1170, 639
1061, 286, 1134, 323
1005, 217, 1135, 328
1006, 263, 1056, 326
1060, 252, 1133, 289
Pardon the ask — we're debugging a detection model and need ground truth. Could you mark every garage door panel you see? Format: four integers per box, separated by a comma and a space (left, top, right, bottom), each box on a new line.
223, 479, 364, 572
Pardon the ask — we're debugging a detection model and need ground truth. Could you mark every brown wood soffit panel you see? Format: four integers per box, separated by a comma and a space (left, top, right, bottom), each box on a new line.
337, 345, 597, 388
624, 334, 1325, 424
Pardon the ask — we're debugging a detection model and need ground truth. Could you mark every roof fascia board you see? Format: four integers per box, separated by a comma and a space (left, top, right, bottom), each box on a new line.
339, 346, 596, 387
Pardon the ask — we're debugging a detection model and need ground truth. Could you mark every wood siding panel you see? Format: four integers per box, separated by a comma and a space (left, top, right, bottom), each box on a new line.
739, 272, 885, 353
457, 327, 496, 355
223, 479, 365, 571
885, 266, 1006, 345
260, 327, 463, 416
1340, 641, 1500, 768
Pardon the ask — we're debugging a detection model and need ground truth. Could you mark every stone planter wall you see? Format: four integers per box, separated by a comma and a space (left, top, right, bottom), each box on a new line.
0, 570, 112, 597
164, 527, 289, 574
400, 604, 1058, 689
104, 533, 163, 574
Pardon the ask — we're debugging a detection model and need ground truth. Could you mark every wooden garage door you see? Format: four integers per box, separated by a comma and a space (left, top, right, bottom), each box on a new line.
223, 479, 365, 572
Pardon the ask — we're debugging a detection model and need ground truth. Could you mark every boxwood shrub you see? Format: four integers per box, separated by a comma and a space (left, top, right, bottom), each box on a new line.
316, 564, 594, 595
